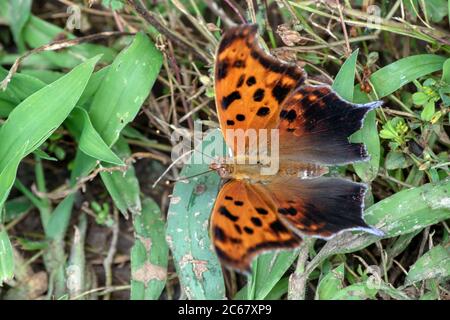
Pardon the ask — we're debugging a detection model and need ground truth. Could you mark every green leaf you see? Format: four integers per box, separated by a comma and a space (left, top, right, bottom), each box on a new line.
412, 92, 428, 105
246, 249, 299, 299
66, 107, 124, 166
351, 111, 380, 182
7, 0, 31, 51
47, 32, 162, 241
385, 151, 411, 170
354, 54, 446, 100
405, 245, 450, 285
0, 56, 100, 209
100, 137, 141, 217
423, 0, 448, 23
89, 32, 163, 146
316, 263, 345, 300
131, 198, 168, 300
332, 49, 359, 101
0, 227, 14, 284
167, 129, 226, 300
421, 101, 435, 122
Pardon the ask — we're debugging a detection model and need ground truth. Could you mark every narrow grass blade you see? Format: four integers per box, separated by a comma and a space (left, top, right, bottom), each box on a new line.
167, 129, 226, 300
405, 245, 450, 285
131, 198, 168, 300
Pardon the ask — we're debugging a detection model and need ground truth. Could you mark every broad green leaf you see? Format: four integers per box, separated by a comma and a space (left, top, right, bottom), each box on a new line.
47, 32, 162, 241
167, 129, 226, 300
354, 54, 446, 100
0, 67, 46, 105
7, 0, 31, 51
20, 69, 63, 84
423, 0, 448, 23
332, 49, 359, 101
89, 32, 162, 146
421, 101, 435, 122
100, 137, 141, 216
4, 196, 33, 222
385, 151, 411, 170
0, 56, 100, 209
66, 107, 124, 166
316, 263, 345, 300
351, 110, 379, 182
0, 227, 14, 284
131, 198, 168, 300
245, 250, 299, 300
405, 245, 450, 285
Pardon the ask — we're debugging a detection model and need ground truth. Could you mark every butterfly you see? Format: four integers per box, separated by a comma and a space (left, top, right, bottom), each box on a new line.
209, 24, 383, 273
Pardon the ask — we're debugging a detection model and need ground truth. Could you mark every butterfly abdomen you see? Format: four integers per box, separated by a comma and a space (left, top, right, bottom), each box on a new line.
228, 158, 328, 182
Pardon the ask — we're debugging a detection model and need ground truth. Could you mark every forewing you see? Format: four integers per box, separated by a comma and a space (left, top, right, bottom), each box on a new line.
214, 24, 306, 154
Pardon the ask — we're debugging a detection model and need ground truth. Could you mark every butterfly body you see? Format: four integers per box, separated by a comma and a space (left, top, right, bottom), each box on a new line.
210, 24, 384, 272
211, 158, 328, 183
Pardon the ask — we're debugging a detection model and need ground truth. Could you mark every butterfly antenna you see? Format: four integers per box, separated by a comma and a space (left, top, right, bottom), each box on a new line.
171, 169, 215, 182
152, 150, 194, 188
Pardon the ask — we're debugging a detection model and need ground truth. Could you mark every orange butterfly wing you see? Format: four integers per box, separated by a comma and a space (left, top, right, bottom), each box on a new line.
210, 180, 300, 272
214, 24, 305, 153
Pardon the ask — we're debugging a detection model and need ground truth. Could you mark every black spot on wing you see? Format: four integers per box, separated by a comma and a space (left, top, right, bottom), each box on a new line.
237, 74, 245, 88
236, 114, 246, 121
243, 226, 254, 234
253, 88, 265, 102
270, 220, 289, 234
251, 217, 262, 227
234, 224, 242, 234
234, 201, 244, 206
219, 206, 239, 222
246, 76, 256, 86
272, 84, 292, 104
280, 109, 297, 122
221, 91, 241, 110
233, 60, 246, 68
256, 207, 268, 215
225, 196, 233, 200
256, 106, 270, 117
216, 60, 229, 80
226, 120, 235, 126
214, 226, 227, 242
